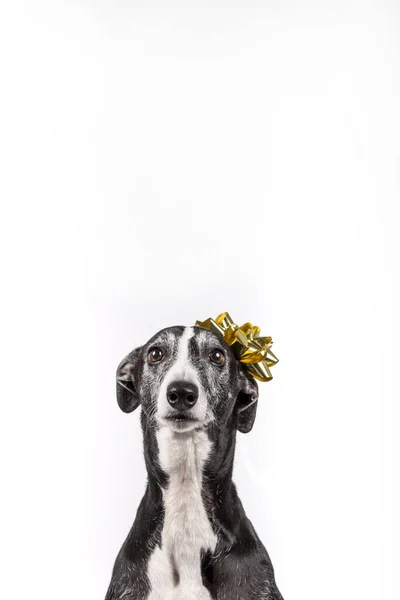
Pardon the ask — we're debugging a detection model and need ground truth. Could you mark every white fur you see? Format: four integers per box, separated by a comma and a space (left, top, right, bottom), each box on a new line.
147, 426, 217, 600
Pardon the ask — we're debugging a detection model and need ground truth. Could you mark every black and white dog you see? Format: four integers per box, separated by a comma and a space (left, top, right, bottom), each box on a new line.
105, 325, 284, 600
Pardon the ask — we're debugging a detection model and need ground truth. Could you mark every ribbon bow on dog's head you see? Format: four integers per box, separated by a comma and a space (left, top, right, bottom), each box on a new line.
195, 312, 278, 382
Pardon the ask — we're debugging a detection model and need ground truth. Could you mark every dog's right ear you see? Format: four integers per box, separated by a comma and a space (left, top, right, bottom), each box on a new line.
116, 347, 142, 413
236, 365, 259, 433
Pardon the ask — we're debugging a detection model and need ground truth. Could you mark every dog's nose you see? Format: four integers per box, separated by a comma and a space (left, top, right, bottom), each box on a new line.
167, 381, 198, 409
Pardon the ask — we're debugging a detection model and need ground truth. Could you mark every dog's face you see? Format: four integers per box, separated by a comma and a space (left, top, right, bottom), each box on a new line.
116, 326, 259, 434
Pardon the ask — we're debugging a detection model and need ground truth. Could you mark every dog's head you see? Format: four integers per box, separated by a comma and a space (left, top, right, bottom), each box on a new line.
116, 326, 259, 434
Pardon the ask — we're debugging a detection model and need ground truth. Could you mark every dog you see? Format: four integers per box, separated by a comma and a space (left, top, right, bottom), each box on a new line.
105, 325, 284, 600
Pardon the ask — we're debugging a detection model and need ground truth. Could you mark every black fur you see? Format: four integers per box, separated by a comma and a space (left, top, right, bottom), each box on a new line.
105, 326, 284, 600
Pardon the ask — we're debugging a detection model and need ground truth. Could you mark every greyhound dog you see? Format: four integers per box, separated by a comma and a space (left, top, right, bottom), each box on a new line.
105, 325, 283, 600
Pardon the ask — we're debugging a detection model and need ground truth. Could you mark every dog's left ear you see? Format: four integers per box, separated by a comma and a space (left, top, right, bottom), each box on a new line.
116, 347, 142, 413
236, 366, 259, 433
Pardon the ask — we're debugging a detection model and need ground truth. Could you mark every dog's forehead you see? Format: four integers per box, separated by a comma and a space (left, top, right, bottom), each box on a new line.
144, 325, 230, 351
145, 325, 185, 348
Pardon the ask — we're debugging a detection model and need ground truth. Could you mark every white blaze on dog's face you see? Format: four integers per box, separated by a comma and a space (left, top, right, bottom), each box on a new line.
153, 327, 207, 430
116, 325, 259, 434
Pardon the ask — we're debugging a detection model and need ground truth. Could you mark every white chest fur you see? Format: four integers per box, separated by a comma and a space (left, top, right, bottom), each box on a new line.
147, 428, 217, 600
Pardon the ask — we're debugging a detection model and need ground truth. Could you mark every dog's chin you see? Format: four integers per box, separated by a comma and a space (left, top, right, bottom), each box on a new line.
159, 413, 203, 433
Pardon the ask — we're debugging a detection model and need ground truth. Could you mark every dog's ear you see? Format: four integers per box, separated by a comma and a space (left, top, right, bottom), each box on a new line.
116, 347, 142, 413
236, 366, 259, 433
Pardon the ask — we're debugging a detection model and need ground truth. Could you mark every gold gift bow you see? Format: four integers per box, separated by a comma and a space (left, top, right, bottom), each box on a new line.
195, 312, 278, 382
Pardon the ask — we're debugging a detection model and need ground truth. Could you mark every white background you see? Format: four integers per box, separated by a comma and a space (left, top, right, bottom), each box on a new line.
0, 1, 399, 599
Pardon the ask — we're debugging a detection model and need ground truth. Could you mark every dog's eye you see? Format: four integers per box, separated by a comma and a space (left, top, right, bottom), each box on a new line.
209, 349, 225, 365
148, 347, 164, 364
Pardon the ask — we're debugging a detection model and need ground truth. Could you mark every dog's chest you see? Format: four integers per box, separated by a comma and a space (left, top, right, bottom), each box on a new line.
147, 428, 217, 599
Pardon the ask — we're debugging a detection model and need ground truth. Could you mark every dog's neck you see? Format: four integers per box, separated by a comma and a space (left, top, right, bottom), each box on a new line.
142, 414, 243, 596
142, 413, 238, 504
